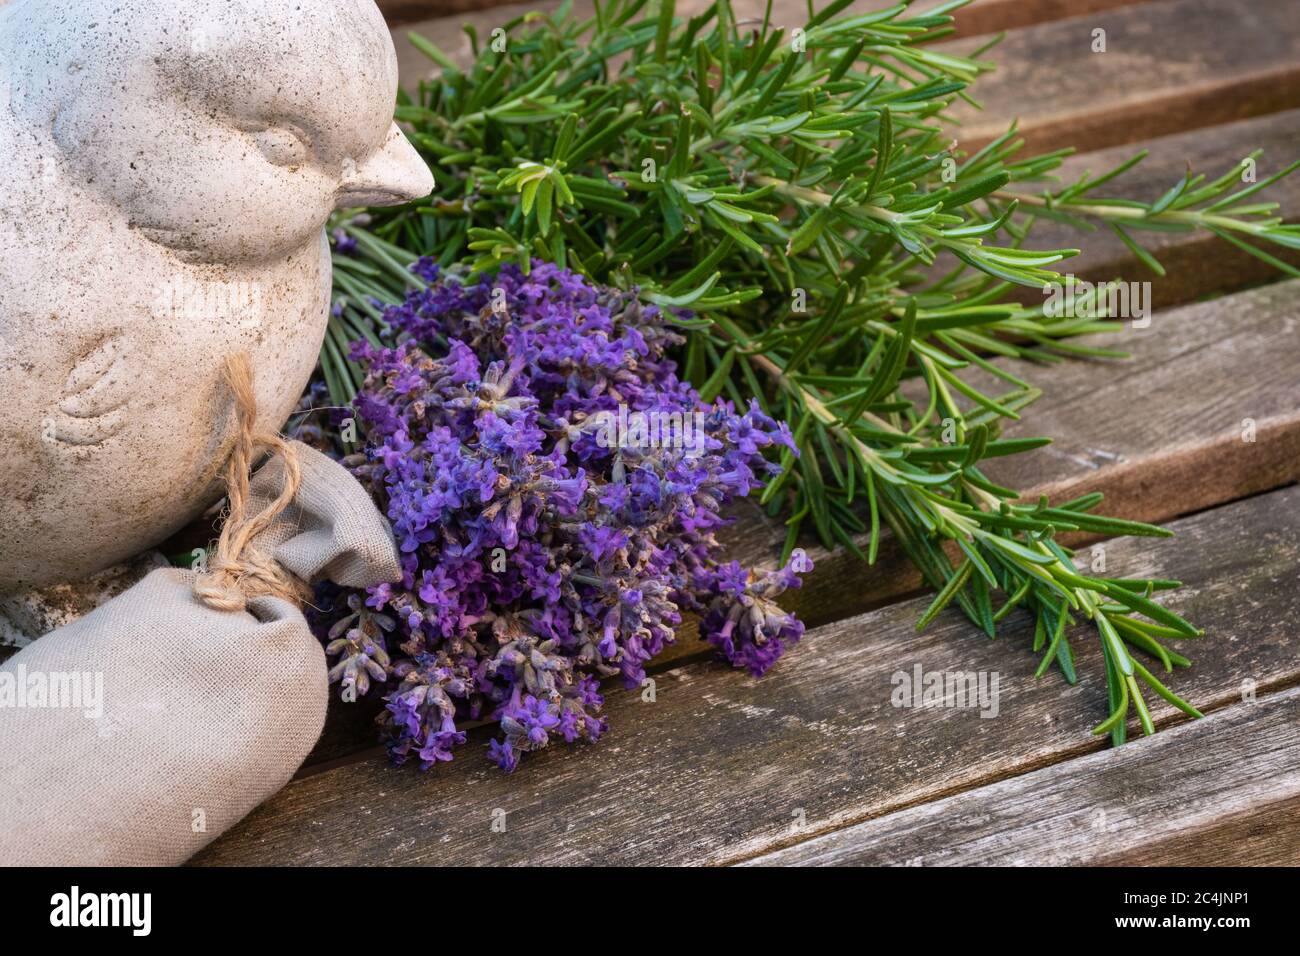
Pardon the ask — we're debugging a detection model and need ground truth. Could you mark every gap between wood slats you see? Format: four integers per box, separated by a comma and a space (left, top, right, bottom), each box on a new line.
193, 482, 1300, 865
946, 0, 1300, 156
742, 684, 1300, 865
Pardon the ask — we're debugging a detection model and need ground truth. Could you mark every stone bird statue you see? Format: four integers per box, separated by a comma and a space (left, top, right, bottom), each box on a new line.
0, 0, 433, 638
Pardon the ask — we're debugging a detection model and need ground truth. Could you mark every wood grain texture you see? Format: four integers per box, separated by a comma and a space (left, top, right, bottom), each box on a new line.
379, 0, 515, 29
945, 0, 1300, 156
194, 483, 1300, 865
302, 279, 1300, 767
744, 686, 1300, 865
938, 0, 1157, 39
979, 279, 1300, 521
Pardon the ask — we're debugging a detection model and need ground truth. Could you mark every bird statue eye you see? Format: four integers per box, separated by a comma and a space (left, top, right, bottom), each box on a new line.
248, 126, 310, 168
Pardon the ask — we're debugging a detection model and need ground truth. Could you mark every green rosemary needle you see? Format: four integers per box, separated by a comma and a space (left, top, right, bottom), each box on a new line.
322, 0, 1298, 741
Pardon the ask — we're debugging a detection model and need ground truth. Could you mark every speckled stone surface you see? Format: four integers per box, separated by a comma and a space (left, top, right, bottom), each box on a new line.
0, 0, 433, 634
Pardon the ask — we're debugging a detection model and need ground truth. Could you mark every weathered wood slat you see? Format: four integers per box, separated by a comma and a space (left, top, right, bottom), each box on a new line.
380, 0, 512, 30
194, 482, 1300, 865
935, 0, 1156, 39
978, 280, 1300, 518
745, 685, 1300, 865
302, 279, 1300, 767
947, 0, 1300, 156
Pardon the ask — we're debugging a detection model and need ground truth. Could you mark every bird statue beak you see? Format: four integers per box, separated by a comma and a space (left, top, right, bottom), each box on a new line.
336, 123, 434, 208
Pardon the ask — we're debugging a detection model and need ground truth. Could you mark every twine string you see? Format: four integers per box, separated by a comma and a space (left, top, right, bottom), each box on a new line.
193, 352, 310, 612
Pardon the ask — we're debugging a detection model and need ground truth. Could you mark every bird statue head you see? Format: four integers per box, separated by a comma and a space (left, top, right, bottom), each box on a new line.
4, 0, 432, 262
0, 0, 434, 627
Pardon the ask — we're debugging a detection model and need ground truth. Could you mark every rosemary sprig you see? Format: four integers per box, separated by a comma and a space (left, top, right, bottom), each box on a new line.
996, 146, 1300, 277
322, 0, 1298, 740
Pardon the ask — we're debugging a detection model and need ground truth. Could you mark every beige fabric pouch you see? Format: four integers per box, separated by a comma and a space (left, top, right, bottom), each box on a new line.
0, 442, 398, 865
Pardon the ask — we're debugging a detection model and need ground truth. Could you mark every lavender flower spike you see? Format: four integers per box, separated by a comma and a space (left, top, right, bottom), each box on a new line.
314, 262, 811, 772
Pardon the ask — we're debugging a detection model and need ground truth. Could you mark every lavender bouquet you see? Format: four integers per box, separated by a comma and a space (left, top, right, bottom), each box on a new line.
316, 261, 810, 772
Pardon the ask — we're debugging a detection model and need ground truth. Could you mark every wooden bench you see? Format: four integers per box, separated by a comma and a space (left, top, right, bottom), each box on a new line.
195, 0, 1300, 865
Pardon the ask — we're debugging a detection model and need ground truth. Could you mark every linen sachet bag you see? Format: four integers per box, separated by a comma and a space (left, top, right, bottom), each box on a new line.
0, 441, 399, 865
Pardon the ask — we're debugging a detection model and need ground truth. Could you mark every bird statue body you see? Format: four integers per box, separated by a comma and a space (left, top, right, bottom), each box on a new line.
0, 0, 433, 638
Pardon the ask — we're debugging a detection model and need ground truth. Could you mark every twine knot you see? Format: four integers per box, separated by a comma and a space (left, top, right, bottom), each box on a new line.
193, 352, 311, 612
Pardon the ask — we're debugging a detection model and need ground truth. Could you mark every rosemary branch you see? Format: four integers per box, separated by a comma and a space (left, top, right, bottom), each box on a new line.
321, 0, 1298, 741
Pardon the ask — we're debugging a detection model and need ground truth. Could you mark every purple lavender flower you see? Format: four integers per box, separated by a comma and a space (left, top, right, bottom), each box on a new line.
331, 228, 359, 256
316, 263, 810, 771
323, 593, 394, 698
700, 549, 813, 677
